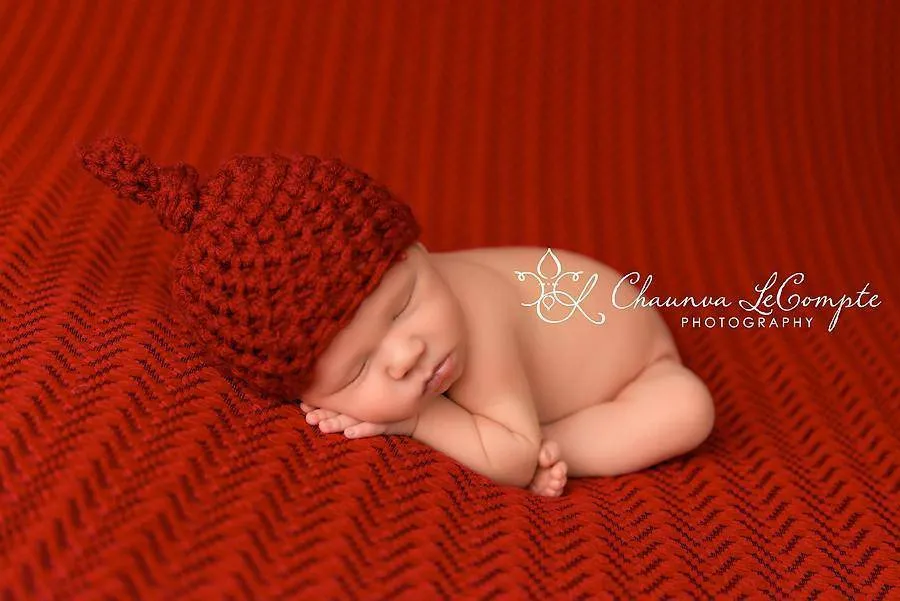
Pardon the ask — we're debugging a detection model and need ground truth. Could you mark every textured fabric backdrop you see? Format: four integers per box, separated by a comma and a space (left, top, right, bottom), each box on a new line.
1, 0, 899, 599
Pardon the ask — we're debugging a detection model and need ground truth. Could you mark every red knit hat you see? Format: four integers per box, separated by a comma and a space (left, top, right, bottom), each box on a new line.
76, 135, 421, 401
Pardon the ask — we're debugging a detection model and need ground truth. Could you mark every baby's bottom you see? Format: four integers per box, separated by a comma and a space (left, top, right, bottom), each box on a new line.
539, 355, 715, 478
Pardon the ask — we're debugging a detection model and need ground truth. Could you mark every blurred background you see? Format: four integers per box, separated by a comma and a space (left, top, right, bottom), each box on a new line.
3, 0, 896, 292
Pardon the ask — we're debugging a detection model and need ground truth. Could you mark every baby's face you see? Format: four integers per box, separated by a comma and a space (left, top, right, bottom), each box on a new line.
299, 242, 467, 423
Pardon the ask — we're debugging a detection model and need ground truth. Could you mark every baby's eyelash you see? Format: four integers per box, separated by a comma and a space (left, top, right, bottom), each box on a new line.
394, 291, 413, 320
353, 361, 367, 382
352, 283, 413, 385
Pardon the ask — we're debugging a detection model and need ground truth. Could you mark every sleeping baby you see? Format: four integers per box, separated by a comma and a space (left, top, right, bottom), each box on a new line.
299, 243, 716, 496
77, 135, 715, 498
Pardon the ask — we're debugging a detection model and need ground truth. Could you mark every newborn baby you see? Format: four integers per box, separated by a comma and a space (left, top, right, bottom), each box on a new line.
299, 243, 715, 496
75, 134, 712, 497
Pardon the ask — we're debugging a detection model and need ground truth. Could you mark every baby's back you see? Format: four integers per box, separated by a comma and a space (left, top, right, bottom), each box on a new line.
434, 247, 678, 424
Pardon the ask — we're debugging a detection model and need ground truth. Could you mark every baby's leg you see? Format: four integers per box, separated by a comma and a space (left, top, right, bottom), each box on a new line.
539, 357, 715, 478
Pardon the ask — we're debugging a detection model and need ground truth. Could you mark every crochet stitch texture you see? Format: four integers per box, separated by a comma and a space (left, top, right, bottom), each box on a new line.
77, 136, 422, 400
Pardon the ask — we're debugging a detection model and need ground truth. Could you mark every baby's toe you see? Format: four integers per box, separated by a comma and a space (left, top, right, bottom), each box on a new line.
551, 471, 567, 493
529, 478, 547, 496
539, 440, 561, 467
548, 460, 566, 478
528, 470, 552, 496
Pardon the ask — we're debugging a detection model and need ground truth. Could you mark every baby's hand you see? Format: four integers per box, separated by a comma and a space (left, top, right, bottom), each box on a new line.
300, 402, 417, 438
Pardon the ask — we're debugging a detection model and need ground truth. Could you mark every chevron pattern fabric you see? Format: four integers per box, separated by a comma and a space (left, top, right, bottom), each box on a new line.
1, 1, 899, 599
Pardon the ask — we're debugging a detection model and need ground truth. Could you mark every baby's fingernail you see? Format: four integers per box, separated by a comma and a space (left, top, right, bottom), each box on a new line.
345, 428, 356, 437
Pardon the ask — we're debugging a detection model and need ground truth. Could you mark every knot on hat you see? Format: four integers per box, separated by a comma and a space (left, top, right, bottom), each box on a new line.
77, 135, 201, 234
75, 134, 422, 402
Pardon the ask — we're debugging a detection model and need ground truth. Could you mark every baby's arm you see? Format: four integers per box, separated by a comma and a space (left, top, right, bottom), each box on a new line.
412, 291, 543, 488
412, 393, 540, 488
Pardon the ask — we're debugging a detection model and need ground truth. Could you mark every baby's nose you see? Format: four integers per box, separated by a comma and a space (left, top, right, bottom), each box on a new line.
387, 341, 427, 380
388, 357, 422, 380
389, 352, 425, 380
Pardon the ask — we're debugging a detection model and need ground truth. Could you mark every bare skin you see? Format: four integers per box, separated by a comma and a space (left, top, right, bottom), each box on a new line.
529, 440, 568, 497
298, 243, 715, 496
298, 403, 567, 495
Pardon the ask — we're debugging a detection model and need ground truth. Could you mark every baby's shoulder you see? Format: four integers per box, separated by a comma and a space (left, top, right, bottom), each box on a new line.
432, 250, 521, 322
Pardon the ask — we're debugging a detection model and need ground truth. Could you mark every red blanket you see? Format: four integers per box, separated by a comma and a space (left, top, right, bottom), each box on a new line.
2, 1, 898, 598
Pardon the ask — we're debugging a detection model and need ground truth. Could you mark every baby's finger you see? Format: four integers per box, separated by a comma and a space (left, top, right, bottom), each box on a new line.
319, 413, 362, 433
344, 421, 386, 439
306, 408, 339, 425
299, 402, 316, 413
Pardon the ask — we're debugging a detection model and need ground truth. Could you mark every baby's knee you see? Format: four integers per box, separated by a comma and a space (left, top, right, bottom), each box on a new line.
646, 359, 716, 448
670, 365, 716, 447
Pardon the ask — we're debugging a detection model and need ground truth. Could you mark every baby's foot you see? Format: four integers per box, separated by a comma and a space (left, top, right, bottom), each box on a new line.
528, 439, 568, 497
